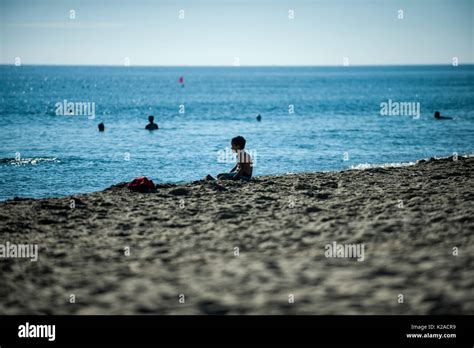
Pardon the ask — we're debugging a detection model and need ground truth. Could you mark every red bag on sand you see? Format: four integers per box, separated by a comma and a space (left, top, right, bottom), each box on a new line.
127, 176, 155, 192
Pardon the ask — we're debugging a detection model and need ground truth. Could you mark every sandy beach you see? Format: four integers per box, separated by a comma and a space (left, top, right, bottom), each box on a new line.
0, 156, 473, 315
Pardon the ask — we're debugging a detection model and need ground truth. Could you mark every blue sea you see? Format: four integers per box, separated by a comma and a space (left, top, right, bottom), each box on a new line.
1, 65, 473, 200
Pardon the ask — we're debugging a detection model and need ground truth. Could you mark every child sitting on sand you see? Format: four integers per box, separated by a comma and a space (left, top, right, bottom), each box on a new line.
207, 136, 253, 181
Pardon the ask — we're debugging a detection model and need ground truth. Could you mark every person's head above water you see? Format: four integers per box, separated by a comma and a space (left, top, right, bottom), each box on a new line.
145, 115, 159, 130
434, 111, 441, 118
231, 136, 246, 152
98, 122, 105, 132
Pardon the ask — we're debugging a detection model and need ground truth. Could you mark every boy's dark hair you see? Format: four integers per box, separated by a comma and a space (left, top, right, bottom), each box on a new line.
232, 136, 246, 149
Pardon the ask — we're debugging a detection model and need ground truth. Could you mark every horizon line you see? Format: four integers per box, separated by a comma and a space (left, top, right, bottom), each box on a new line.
1, 63, 474, 68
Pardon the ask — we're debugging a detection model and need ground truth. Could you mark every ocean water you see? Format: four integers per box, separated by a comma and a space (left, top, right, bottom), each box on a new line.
1, 65, 473, 200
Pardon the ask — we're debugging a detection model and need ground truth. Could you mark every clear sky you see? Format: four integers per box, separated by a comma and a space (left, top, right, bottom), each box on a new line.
1, 0, 473, 66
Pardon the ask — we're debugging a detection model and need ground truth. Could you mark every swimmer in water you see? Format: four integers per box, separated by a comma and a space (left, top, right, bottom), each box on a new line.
98, 123, 105, 132
434, 111, 453, 120
145, 115, 159, 130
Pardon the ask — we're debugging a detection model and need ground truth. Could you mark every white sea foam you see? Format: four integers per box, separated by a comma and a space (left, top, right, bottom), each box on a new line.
0, 157, 60, 166
350, 161, 416, 170
350, 153, 473, 171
